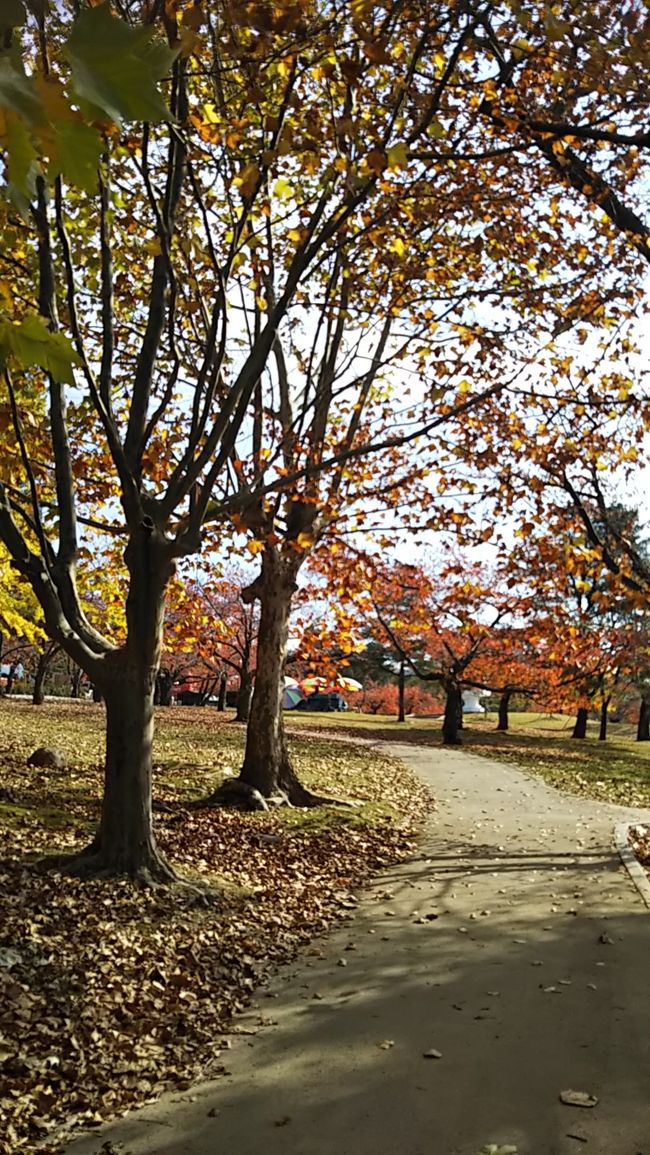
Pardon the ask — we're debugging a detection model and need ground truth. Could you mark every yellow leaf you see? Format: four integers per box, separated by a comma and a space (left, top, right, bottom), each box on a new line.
273, 177, 293, 201
202, 102, 219, 124
386, 141, 408, 169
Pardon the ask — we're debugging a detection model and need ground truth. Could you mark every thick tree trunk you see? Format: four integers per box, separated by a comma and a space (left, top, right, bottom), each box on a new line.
70, 664, 83, 699
397, 660, 405, 723
54, 526, 177, 883
599, 697, 610, 742
442, 680, 462, 745
572, 706, 588, 739
238, 550, 327, 805
637, 697, 650, 742
32, 653, 49, 706
79, 673, 175, 882
239, 565, 294, 797
217, 670, 227, 712
33, 643, 59, 705
155, 668, 174, 706
235, 668, 254, 722
496, 690, 511, 732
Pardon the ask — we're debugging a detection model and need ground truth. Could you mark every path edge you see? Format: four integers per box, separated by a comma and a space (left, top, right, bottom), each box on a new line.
614, 822, 650, 911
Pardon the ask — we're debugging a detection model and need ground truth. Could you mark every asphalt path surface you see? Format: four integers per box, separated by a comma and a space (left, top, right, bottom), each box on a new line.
66, 745, 650, 1155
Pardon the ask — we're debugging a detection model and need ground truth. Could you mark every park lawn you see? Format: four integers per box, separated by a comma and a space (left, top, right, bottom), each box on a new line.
0, 701, 429, 1154
287, 708, 650, 808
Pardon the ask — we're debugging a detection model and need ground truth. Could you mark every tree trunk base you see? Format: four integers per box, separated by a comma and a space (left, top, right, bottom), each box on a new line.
40, 841, 196, 891
198, 773, 346, 811
278, 764, 351, 808
199, 778, 271, 811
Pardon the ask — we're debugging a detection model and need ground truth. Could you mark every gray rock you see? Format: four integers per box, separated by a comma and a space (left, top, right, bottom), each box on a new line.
26, 747, 66, 770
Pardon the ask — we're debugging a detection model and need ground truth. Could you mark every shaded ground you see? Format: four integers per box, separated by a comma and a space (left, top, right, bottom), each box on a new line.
0, 702, 429, 1152
67, 745, 650, 1155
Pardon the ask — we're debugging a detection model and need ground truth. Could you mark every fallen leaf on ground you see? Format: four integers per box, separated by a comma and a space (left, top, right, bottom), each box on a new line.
0, 702, 431, 1153
559, 1090, 599, 1108
477, 1145, 518, 1154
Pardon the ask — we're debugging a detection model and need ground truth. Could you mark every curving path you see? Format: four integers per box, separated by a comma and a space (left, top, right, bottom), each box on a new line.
67, 746, 650, 1155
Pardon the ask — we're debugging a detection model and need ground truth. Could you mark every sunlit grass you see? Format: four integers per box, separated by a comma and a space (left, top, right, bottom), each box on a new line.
287, 707, 650, 808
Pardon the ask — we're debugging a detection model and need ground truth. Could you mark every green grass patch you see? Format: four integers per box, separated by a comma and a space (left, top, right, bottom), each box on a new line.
0, 801, 76, 830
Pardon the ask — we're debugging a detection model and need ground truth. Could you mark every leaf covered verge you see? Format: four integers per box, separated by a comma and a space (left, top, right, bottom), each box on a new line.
0, 702, 431, 1153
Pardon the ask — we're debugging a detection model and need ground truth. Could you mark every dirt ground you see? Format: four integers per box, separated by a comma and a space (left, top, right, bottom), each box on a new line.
65, 745, 650, 1155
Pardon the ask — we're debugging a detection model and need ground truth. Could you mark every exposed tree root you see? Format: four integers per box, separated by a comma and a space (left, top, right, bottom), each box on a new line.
279, 762, 351, 808
39, 844, 215, 902
196, 771, 349, 811
196, 778, 271, 812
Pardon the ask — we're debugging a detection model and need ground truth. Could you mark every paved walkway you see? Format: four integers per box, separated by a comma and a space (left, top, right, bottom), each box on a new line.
67, 747, 650, 1155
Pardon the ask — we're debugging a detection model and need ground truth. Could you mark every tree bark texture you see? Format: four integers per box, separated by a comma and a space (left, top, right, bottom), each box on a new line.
217, 671, 227, 711
32, 653, 49, 706
397, 660, 405, 723
70, 664, 83, 698
442, 680, 462, 745
572, 706, 588, 739
155, 668, 174, 706
637, 697, 650, 742
598, 698, 609, 742
80, 671, 175, 882
496, 690, 511, 732
58, 526, 177, 882
235, 669, 254, 722
239, 559, 294, 796
239, 549, 324, 805
32, 642, 60, 705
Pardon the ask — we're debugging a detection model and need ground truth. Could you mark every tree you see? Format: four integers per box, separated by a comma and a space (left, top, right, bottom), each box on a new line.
453, 4, 650, 616
5, 1, 529, 874
324, 551, 544, 744
4, 1, 644, 878
502, 512, 650, 743
193, 571, 259, 723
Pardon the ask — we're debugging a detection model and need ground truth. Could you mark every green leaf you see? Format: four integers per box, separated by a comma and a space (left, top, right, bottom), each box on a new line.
49, 120, 103, 192
386, 141, 408, 169
427, 119, 445, 139
5, 110, 38, 198
65, 5, 177, 125
0, 57, 43, 123
4, 315, 82, 384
